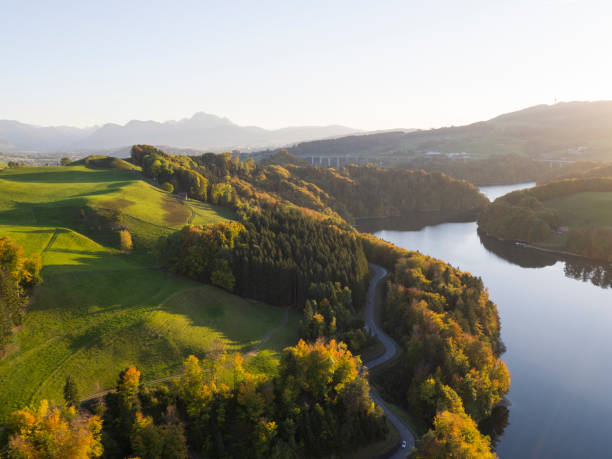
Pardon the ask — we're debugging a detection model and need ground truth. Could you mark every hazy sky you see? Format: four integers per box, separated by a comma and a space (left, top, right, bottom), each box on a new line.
2, 0, 612, 130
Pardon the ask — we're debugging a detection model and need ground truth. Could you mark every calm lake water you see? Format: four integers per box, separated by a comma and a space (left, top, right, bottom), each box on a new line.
374, 183, 612, 458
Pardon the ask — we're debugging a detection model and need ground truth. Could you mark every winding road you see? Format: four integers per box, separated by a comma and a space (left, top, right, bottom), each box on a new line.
364, 264, 416, 458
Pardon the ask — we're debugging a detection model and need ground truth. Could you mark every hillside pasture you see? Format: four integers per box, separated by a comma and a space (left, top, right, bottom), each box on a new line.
0, 261, 296, 420
545, 191, 612, 229
0, 166, 297, 421
0, 166, 235, 251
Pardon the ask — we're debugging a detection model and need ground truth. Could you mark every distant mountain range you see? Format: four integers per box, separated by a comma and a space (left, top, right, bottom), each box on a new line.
6, 101, 612, 160
0, 112, 359, 153
287, 101, 612, 161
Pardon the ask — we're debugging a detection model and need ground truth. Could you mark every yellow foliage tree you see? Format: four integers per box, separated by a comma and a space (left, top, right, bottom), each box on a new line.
8, 400, 103, 458
411, 409, 496, 459
119, 229, 133, 253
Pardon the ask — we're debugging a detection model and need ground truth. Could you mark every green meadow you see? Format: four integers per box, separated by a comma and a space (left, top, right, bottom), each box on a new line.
0, 166, 298, 420
534, 192, 612, 251
545, 191, 612, 229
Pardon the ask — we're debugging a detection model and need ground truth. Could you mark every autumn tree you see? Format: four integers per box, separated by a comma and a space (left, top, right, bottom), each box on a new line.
160, 181, 174, 193
119, 229, 133, 253
411, 410, 496, 459
8, 400, 103, 459
0, 237, 42, 352
276, 339, 387, 454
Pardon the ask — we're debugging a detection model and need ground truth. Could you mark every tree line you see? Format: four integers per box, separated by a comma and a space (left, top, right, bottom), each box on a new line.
399, 154, 551, 186
4, 340, 386, 458
0, 237, 42, 355
288, 162, 489, 220
161, 207, 368, 308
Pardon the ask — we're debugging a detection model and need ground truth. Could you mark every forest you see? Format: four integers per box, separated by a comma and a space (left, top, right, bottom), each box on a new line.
400, 155, 551, 186
5, 341, 386, 458
479, 177, 612, 260
130, 145, 488, 224
132, 143, 491, 357
360, 234, 509, 458
160, 207, 372, 353
287, 162, 489, 220
130, 146, 508, 456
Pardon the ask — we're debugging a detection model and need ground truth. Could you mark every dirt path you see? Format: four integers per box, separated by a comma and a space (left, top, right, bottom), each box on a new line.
246, 306, 289, 356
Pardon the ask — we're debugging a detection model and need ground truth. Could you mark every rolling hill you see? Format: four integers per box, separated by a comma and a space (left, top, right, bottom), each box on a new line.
287, 101, 612, 161
0, 165, 299, 420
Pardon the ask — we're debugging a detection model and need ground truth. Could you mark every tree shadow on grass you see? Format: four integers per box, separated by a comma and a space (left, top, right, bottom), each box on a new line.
0, 168, 135, 184
8, 228, 56, 234
0, 197, 119, 248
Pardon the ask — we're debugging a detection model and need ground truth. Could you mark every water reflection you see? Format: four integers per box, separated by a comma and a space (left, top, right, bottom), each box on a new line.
478, 405, 510, 447
477, 230, 558, 268
365, 216, 612, 291
478, 230, 612, 289
564, 260, 612, 289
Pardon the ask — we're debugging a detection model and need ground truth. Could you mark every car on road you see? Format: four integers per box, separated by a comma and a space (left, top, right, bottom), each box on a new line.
402, 440, 407, 449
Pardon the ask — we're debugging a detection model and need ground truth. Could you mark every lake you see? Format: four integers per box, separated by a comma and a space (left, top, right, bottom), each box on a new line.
373, 183, 612, 458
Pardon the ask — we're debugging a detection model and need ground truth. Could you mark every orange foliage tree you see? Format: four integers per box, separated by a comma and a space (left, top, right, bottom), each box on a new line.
8, 400, 102, 458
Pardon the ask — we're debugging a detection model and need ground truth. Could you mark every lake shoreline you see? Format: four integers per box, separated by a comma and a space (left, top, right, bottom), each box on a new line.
375, 182, 612, 458
477, 228, 612, 265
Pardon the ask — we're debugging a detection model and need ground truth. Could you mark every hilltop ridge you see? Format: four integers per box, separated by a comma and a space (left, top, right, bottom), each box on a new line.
287, 101, 612, 161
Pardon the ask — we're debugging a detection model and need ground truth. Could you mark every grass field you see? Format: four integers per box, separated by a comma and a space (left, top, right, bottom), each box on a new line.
533, 192, 612, 251
545, 192, 612, 229
0, 166, 236, 250
0, 166, 299, 420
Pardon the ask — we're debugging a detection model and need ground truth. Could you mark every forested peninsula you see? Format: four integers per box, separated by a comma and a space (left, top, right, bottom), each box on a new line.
362, 234, 509, 457
478, 177, 612, 261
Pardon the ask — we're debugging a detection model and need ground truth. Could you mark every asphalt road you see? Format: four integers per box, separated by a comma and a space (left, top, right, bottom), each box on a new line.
364, 264, 416, 458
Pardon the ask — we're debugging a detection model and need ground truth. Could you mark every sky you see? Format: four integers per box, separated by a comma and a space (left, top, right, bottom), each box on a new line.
2, 0, 612, 130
